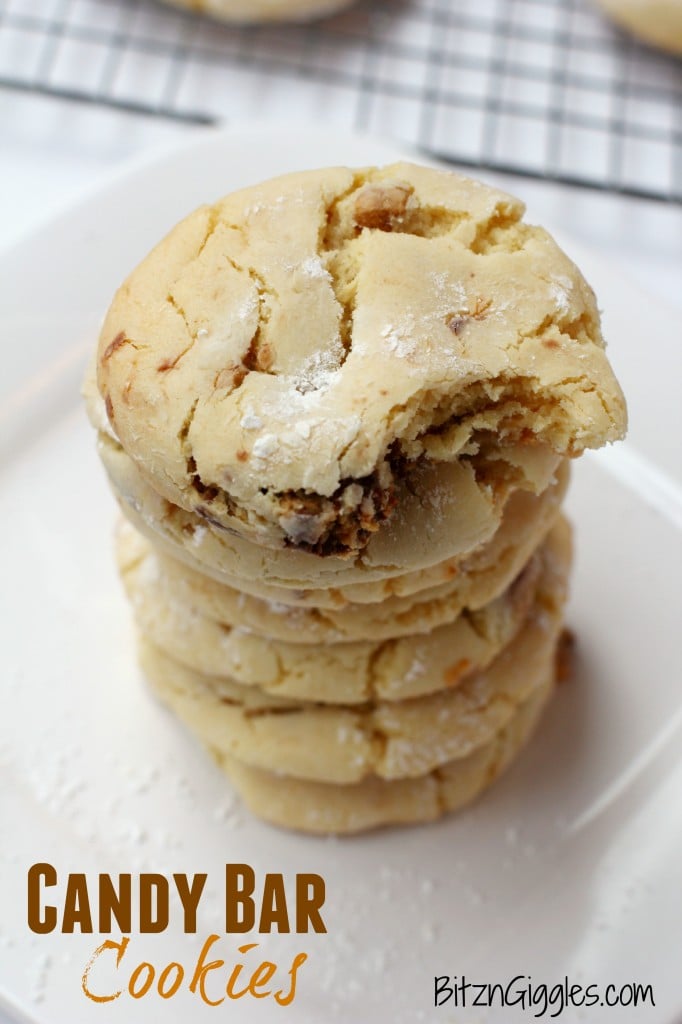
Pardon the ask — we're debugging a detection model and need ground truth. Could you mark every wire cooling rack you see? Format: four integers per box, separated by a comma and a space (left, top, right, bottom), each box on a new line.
0, 0, 680, 202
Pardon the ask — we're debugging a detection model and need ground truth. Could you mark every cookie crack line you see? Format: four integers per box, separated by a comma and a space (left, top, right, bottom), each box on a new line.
101, 332, 144, 363
469, 204, 526, 254
364, 637, 398, 701
320, 172, 366, 252
177, 399, 206, 504
323, 251, 356, 369
243, 706, 303, 720
517, 309, 596, 347
196, 205, 221, 259
224, 255, 277, 379
158, 292, 196, 372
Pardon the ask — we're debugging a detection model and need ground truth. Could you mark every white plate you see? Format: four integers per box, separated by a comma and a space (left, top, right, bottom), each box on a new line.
0, 127, 681, 1024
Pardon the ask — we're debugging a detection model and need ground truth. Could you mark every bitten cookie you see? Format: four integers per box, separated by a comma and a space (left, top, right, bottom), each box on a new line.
97, 163, 625, 556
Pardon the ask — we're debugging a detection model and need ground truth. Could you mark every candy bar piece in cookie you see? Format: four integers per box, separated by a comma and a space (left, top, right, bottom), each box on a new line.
97, 163, 626, 556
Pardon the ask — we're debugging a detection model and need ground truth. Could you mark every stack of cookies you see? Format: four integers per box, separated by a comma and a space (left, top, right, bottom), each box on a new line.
85, 163, 626, 833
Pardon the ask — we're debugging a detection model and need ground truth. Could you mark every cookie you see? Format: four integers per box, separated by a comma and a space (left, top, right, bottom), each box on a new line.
96, 162, 625, 556
119, 520, 563, 703
139, 523, 569, 783
212, 680, 553, 834
115, 463, 568, 642
159, 0, 355, 24
97, 409, 565, 595
595, 0, 682, 54
99, 429, 534, 589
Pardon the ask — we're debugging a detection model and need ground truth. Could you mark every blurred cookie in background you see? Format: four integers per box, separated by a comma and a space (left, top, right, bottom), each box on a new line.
158, 0, 356, 23
595, 0, 682, 55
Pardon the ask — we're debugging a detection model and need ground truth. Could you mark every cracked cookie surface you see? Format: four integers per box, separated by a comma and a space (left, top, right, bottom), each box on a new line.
96, 162, 625, 557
